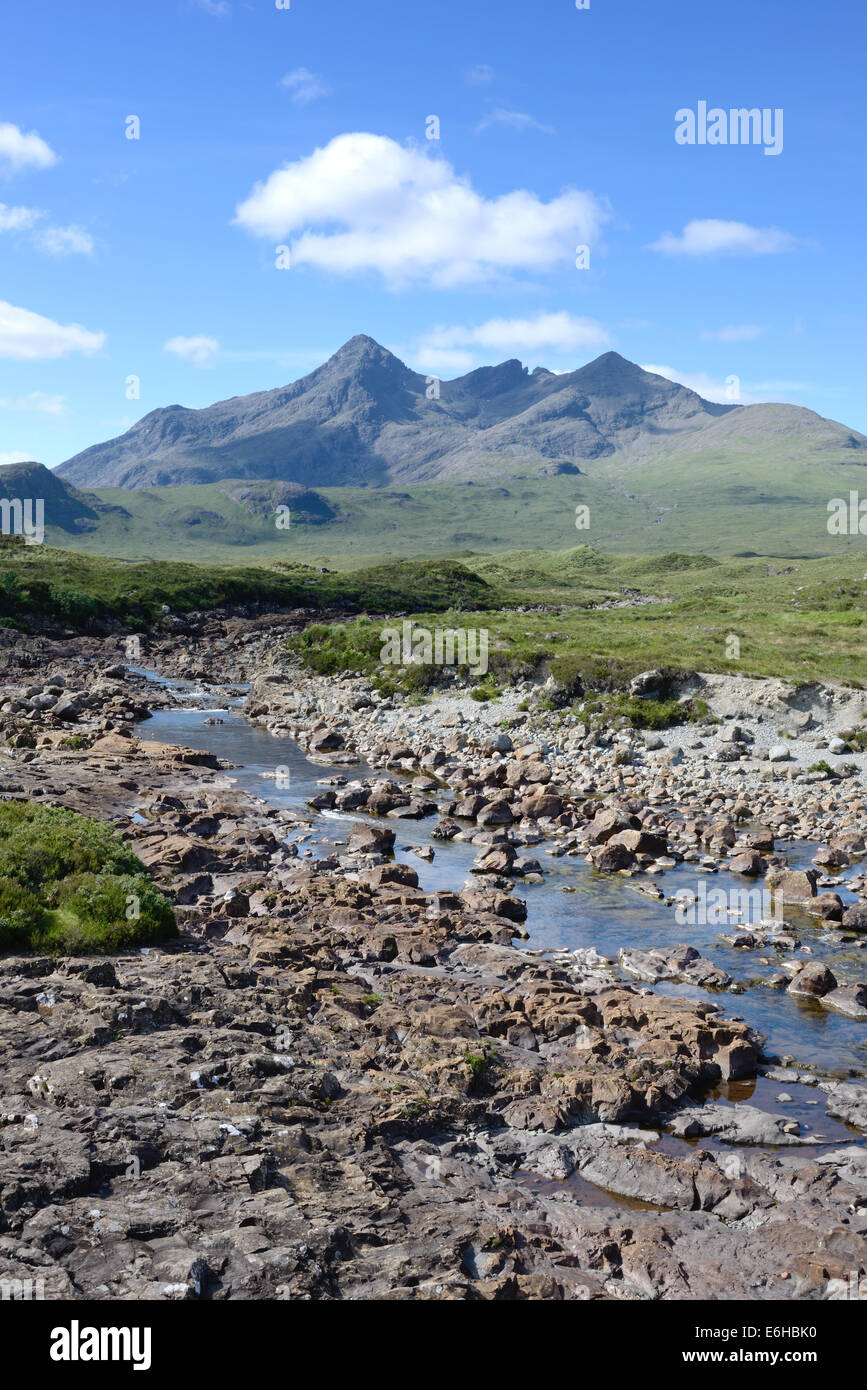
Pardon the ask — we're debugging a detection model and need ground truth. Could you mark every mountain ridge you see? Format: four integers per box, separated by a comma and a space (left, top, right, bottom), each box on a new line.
54, 336, 845, 492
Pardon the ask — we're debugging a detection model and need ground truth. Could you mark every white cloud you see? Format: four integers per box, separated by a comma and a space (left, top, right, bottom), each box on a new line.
0, 301, 105, 359
475, 109, 555, 135
279, 68, 332, 104
466, 64, 495, 85
0, 206, 94, 256
642, 363, 744, 403
701, 323, 765, 342
32, 224, 94, 256
643, 362, 809, 406
649, 219, 797, 257
0, 122, 58, 174
0, 390, 65, 414
234, 132, 609, 287
164, 334, 220, 367
415, 312, 611, 372
0, 202, 42, 231
192, 0, 230, 14
0, 450, 34, 465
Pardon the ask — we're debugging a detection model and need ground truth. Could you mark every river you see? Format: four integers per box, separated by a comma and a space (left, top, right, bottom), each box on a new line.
136, 673, 867, 1149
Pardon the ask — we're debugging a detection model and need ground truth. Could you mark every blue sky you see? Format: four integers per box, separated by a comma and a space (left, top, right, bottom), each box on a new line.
1, 0, 865, 467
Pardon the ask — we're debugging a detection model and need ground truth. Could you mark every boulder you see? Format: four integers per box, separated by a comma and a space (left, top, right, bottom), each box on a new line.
728, 850, 766, 876
472, 848, 515, 876
518, 792, 564, 820
810, 891, 844, 922
52, 695, 83, 722
842, 903, 867, 932
585, 807, 640, 845
588, 842, 635, 872
430, 817, 460, 840
821, 983, 867, 1020
766, 867, 818, 903
745, 827, 775, 851
629, 669, 665, 697
609, 828, 668, 858
787, 962, 837, 998
358, 863, 419, 890
347, 822, 395, 853
308, 726, 345, 752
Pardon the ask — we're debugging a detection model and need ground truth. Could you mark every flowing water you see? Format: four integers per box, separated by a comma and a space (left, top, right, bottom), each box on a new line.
136, 677, 867, 1145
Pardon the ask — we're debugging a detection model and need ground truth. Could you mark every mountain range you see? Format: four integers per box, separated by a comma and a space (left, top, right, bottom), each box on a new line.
4, 337, 867, 563
56, 335, 867, 491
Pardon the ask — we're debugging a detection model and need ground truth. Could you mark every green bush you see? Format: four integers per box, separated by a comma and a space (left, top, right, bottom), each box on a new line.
549, 651, 638, 696
289, 618, 383, 678
581, 692, 709, 731
0, 803, 176, 954
0, 878, 46, 947
0, 802, 142, 890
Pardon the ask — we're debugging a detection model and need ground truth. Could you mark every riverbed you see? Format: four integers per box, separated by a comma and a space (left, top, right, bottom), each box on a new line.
140, 681, 867, 1124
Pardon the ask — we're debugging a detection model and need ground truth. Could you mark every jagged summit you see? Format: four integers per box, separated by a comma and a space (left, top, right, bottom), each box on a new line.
55, 337, 866, 489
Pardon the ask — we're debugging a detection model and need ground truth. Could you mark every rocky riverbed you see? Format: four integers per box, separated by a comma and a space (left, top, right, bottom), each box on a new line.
1, 613, 866, 1300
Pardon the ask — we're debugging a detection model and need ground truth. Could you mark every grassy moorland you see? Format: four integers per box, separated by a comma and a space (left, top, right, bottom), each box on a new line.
38, 463, 867, 565
0, 540, 493, 630
289, 547, 867, 692
2, 538, 865, 691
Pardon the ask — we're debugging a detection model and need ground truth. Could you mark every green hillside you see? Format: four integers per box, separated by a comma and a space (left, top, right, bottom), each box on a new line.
54, 445, 867, 566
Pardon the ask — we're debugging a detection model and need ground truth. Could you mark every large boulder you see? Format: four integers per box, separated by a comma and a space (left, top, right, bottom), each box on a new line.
588, 841, 635, 872
308, 726, 345, 752
472, 846, 515, 875
787, 962, 837, 998
460, 887, 527, 923
52, 695, 83, 722
358, 863, 419, 890
585, 807, 640, 845
842, 903, 867, 932
609, 828, 668, 858
766, 867, 818, 903
728, 850, 766, 876
477, 799, 515, 827
745, 826, 775, 851
348, 822, 395, 853
517, 792, 564, 820
822, 983, 867, 1019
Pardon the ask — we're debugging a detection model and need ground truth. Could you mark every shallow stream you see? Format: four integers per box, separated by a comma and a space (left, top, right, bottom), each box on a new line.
134, 674, 867, 1151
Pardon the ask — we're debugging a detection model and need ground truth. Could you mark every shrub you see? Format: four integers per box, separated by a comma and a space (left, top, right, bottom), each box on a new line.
0, 802, 142, 890
0, 879, 46, 948
582, 693, 709, 731
0, 803, 176, 954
